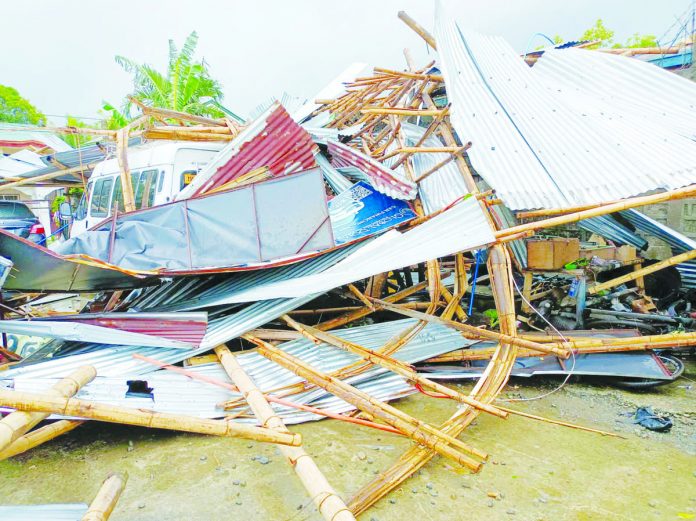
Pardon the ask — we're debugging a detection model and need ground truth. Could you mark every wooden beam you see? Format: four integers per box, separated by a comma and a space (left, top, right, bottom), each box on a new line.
115, 128, 135, 212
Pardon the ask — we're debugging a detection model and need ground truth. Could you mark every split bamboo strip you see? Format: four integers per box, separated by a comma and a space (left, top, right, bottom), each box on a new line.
245, 334, 487, 471
369, 298, 570, 358
282, 315, 507, 419
588, 249, 696, 294
214, 346, 355, 521
496, 184, 696, 241
515, 201, 619, 219
495, 406, 624, 438
373, 67, 444, 82
0, 366, 96, 451
82, 472, 128, 521
0, 388, 301, 446
0, 420, 83, 461
397, 11, 437, 49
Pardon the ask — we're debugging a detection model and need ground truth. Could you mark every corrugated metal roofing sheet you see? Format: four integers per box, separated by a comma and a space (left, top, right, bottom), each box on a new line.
177, 103, 317, 198
328, 140, 417, 201
0, 123, 73, 152
434, 1, 696, 210
533, 48, 696, 141
0, 504, 88, 520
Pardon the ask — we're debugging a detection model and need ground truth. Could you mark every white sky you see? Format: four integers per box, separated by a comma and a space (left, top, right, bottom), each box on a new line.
1, 0, 692, 124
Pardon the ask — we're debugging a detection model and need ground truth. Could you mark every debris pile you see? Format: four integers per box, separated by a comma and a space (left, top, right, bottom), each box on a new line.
1, 2, 695, 519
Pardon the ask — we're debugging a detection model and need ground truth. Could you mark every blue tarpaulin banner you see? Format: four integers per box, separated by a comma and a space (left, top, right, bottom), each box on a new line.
329, 181, 416, 244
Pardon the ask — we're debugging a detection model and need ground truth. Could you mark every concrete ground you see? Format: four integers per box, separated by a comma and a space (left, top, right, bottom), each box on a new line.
0, 360, 694, 521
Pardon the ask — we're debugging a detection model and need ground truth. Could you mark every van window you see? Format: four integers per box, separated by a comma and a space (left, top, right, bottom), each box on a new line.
157, 171, 165, 193
111, 179, 124, 213
135, 169, 157, 209
90, 178, 114, 217
75, 181, 92, 220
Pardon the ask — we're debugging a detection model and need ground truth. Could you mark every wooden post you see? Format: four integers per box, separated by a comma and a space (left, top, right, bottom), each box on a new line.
0, 420, 83, 461
82, 472, 128, 521
588, 249, 696, 295
214, 346, 355, 521
116, 128, 136, 212
0, 388, 300, 446
521, 271, 534, 314
0, 366, 96, 451
245, 334, 486, 471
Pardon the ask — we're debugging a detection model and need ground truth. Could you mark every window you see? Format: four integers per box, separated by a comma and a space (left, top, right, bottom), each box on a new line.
134, 169, 157, 209
157, 170, 165, 193
111, 178, 124, 213
89, 178, 114, 217
0, 201, 34, 219
75, 181, 92, 220
0, 195, 20, 201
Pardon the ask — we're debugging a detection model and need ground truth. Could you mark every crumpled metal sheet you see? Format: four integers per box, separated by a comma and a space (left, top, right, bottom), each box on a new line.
434, 0, 696, 211
0, 504, 88, 520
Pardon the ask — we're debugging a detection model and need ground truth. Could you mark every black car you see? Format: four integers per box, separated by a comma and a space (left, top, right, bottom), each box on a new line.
0, 201, 46, 244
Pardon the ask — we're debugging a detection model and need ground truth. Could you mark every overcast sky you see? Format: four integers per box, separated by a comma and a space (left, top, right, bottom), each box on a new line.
1, 0, 691, 124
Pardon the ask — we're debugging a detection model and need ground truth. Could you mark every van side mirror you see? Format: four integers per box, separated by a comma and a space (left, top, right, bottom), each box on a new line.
59, 201, 73, 221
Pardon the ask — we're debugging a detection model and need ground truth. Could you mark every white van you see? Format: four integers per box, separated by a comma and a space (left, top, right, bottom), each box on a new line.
70, 141, 226, 237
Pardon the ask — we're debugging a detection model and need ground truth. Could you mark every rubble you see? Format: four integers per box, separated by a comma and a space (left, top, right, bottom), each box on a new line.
0, 2, 695, 520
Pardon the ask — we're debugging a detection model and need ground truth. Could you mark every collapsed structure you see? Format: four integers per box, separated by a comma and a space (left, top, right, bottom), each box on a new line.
1, 2, 695, 519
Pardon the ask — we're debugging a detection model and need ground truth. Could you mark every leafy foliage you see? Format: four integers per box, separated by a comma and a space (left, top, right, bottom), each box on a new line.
61, 116, 92, 148
580, 19, 615, 48
104, 31, 225, 127
624, 33, 659, 48
0, 85, 46, 125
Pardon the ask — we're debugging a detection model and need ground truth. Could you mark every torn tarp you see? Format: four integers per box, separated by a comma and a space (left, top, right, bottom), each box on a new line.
0, 228, 149, 292
54, 168, 336, 274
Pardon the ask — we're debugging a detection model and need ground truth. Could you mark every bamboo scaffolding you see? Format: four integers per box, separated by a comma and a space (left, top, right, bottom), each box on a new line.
115, 128, 136, 212
0, 366, 96, 451
0, 420, 83, 461
588, 249, 696, 294
214, 346, 355, 521
369, 298, 570, 358
245, 334, 487, 471
282, 314, 507, 419
360, 107, 446, 117
142, 129, 234, 141
0, 163, 98, 192
82, 472, 128, 521
0, 388, 300, 446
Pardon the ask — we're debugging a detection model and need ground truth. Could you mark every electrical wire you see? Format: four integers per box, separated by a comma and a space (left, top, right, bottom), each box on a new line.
496, 274, 578, 403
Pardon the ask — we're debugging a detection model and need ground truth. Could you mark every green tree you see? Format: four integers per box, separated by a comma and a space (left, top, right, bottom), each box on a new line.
105, 31, 224, 124
580, 19, 615, 48
0, 85, 46, 125
61, 115, 92, 148
624, 33, 659, 48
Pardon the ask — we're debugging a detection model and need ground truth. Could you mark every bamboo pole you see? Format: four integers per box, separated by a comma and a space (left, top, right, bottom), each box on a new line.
373, 67, 444, 82
214, 346, 355, 521
397, 11, 437, 49
245, 334, 487, 471
115, 128, 135, 212
282, 315, 507, 419
0, 388, 301, 446
142, 129, 234, 141
0, 420, 83, 461
0, 366, 96, 451
130, 98, 227, 127
0, 163, 98, 192
496, 184, 696, 241
588, 249, 696, 294
82, 472, 128, 521
369, 298, 570, 358
360, 107, 446, 117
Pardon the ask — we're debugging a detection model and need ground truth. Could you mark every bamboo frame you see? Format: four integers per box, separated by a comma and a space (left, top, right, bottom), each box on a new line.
282, 315, 507, 419
82, 472, 128, 521
245, 334, 487, 472
588, 249, 696, 294
397, 11, 437, 49
0, 366, 96, 451
214, 346, 355, 521
0, 388, 300, 446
